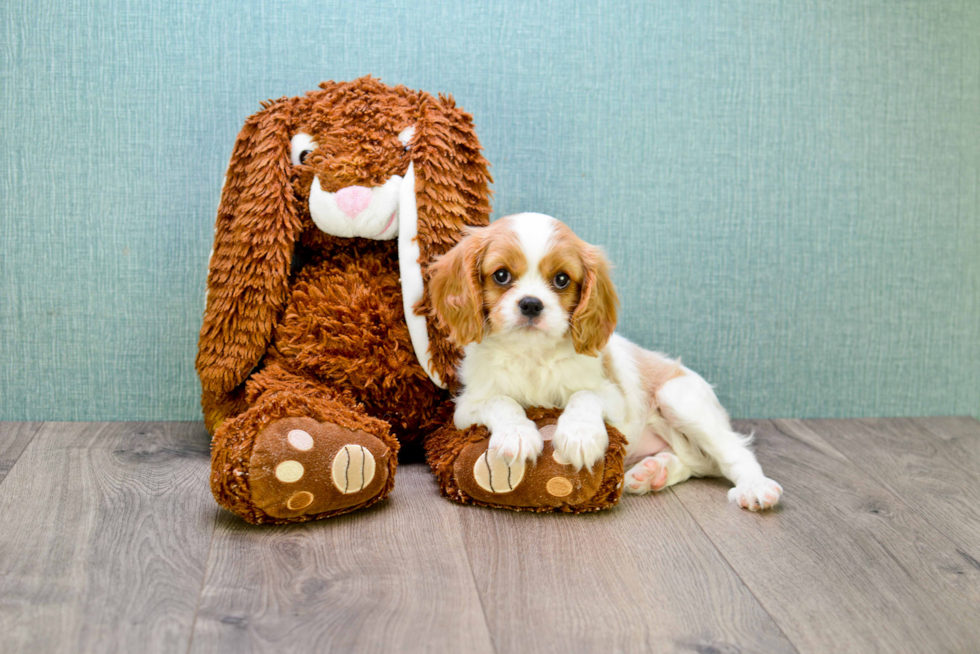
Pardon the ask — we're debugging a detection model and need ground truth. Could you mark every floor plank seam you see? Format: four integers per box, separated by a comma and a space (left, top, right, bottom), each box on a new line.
184, 505, 221, 654
457, 511, 500, 654
0, 421, 44, 488
769, 419, 980, 559
667, 482, 804, 654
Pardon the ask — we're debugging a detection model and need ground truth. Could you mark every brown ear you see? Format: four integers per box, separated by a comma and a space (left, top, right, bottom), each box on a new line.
412, 93, 493, 260
428, 230, 487, 347
411, 93, 493, 385
196, 98, 302, 395
570, 245, 619, 357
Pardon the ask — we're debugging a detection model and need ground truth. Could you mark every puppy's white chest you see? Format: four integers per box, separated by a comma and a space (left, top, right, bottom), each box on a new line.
465, 341, 603, 409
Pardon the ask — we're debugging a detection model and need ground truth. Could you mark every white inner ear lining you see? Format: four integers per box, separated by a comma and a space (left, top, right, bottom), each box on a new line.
398, 160, 445, 389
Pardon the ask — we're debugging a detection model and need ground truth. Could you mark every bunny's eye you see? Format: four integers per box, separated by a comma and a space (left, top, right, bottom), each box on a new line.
398, 126, 415, 153
290, 132, 318, 166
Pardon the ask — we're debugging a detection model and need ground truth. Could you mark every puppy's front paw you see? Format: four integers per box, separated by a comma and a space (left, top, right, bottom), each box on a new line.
553, 411, 608, 471
489, 421, 544, 465
728, 478, 783, 511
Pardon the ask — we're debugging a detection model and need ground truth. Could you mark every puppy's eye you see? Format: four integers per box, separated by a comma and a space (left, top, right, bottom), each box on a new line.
553, 272, 571, 289
493, 269, 512, 285
290, 133, 318, 166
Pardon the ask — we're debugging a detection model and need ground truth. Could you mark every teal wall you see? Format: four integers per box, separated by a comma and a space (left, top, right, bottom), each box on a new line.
1, 1, 978, 421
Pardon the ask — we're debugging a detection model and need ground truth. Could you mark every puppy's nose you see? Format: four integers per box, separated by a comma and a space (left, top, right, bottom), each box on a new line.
335, 186, 372, 218
519, 296, 544, 318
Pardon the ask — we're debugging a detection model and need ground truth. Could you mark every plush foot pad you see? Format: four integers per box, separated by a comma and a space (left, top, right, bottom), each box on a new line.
248, 417, 392, 520
454, 423, 606, 509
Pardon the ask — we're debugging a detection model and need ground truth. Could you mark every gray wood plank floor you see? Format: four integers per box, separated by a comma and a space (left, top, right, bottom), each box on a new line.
0, 418, 978, 654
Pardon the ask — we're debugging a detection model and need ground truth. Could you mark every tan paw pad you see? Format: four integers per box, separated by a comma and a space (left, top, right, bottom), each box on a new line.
552, 449, 572, 465
546, 476, 573, 497
287, 429, 314, 451
332, 444, 376, 494
275, 460, 304, 483
286, 491, 314, 510
473, 449, 526, 493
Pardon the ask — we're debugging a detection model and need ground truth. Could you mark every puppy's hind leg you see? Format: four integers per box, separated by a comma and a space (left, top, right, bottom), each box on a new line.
655, 370, 782, 511
624, 450, 694, 494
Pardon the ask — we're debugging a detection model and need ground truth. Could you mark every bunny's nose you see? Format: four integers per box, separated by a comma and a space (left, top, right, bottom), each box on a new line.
335, 186, 373, 218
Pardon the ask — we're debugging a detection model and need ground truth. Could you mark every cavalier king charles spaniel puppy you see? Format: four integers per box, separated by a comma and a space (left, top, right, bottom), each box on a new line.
430, 213, 782, 510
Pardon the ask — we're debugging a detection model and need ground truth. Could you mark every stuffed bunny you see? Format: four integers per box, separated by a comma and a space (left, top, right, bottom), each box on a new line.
198, 78, 625, 524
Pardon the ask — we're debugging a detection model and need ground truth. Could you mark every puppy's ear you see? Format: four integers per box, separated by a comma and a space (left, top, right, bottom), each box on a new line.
429, 229, 487, 346
570, 244, 618, 356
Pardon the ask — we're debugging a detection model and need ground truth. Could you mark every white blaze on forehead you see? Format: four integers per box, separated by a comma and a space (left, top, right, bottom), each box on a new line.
506, 213, 558, 280
493, 213, 568, 339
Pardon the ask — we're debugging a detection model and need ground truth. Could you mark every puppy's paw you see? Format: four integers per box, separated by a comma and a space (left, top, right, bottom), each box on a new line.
489, 420, 544, 465
553, 411, 608, 471
728, 478, 783, 511
624, 452, 673, 494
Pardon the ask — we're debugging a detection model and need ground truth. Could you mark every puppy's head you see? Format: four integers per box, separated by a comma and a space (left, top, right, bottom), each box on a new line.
429, 213, 618, 356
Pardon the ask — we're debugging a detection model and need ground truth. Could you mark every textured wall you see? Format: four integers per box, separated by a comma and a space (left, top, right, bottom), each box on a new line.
1, 0, 978, 421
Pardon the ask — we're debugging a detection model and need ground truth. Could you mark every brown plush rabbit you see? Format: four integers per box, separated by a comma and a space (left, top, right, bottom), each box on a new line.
198, 77, 625, 524
197, 78, 493, 523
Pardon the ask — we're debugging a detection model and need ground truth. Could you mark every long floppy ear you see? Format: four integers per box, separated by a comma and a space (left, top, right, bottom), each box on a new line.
570, 244, 619, 357
412, 93, 492, 255
428, 230, 487, 347
196, 98, 302, 396
400, 92, 492, 389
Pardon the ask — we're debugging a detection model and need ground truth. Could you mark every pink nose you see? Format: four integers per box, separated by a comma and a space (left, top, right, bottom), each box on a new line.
335, 186, 373, 218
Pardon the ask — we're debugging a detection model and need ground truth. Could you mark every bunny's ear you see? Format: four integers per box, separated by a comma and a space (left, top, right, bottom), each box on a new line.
399, 93, 492, 390
411, 93, 492, 259
196, 98, 302, 396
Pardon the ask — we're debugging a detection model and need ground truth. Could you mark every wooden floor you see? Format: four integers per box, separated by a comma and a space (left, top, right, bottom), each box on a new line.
0, 418, 978, 653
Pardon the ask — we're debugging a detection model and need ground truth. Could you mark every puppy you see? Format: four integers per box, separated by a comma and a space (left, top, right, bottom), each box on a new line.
429, 213, 782, 511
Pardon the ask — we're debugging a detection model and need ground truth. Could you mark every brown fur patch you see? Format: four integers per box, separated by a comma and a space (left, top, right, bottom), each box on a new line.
570, 242, 618, 357
634, 345, 685, 409
429, 228, 490, 346
479, 222, 527, 335
538, 224, 586, 315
